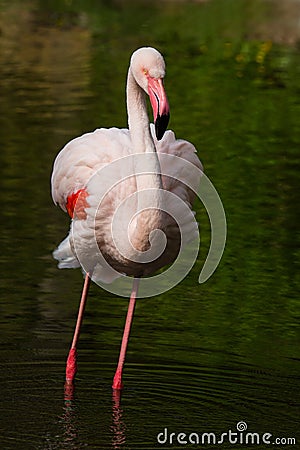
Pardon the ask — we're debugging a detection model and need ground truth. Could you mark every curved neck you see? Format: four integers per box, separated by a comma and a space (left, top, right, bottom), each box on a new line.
126, 68, 163, 252
127, 70, 155, 153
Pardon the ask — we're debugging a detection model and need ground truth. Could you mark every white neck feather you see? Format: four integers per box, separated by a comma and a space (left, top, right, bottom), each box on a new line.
126, 66, 163, 253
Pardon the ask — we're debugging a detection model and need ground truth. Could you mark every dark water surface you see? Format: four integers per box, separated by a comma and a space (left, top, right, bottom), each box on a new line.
0, 0, 299, 448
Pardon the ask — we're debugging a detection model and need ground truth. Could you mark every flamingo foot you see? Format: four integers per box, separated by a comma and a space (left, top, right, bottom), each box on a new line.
112, 368, 124, 390
66, 348, 77, 382
64, 380, 75, 401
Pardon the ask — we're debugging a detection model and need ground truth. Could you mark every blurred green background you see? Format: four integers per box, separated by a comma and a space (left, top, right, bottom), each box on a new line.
0, 0, 299, 448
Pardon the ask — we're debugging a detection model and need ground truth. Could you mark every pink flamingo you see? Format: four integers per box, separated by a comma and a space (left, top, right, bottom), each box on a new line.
51, 47, 202, 390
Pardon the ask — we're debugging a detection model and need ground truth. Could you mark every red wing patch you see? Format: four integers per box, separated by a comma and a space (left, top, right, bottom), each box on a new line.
66, 189, 89, 219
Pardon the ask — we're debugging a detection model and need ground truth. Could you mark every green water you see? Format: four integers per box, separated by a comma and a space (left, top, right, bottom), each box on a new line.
0, 0, 299, 448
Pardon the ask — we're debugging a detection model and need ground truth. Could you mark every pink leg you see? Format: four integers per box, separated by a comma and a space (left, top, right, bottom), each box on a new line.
112, 278, 139, 390
65, 272, 91, 383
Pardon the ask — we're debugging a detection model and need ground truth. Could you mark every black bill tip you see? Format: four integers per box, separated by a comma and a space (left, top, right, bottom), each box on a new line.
155, 112, 170, 140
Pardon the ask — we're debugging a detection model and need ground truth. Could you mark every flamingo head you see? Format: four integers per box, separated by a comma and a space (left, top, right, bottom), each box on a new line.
130, 47, 170, 140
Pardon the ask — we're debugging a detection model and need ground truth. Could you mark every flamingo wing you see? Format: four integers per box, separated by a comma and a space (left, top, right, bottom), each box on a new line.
51, 127, 132, 212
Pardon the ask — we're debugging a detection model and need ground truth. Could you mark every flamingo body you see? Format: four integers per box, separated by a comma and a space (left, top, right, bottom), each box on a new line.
52, 125, 202, 282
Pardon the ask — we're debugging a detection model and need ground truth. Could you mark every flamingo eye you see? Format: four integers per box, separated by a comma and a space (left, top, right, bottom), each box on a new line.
143, 68, 148, 76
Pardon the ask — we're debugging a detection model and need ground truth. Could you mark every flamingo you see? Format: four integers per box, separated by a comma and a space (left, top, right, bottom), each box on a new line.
51, 47, 202, 390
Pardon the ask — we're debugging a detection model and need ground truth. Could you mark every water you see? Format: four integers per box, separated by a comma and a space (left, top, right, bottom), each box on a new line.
0, 0, 299, 448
